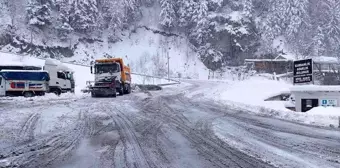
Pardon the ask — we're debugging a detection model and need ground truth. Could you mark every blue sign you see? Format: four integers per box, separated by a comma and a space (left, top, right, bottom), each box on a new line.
322, 100, 327, 105
321, 99, 338, 107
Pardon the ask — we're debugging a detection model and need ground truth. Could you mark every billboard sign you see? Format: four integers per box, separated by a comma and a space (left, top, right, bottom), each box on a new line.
293, 59, 313, 84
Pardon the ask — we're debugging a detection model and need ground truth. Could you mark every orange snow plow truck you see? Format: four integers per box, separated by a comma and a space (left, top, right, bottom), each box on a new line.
88, 58, 132, 97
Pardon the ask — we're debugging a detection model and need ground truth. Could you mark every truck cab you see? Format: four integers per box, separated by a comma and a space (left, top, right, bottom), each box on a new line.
44, 59, 75, 95
89, 58, 131, 97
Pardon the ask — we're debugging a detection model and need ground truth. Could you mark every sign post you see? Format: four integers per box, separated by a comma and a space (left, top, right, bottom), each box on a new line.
293, 59, 313, 85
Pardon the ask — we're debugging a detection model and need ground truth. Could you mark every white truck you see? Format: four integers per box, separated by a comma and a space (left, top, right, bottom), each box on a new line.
0, 70, 50, 97
43, 59, 75, 95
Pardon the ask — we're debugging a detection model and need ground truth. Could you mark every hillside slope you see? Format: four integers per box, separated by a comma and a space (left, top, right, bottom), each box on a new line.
1, 0, 339, 73
63, 27, 208, 79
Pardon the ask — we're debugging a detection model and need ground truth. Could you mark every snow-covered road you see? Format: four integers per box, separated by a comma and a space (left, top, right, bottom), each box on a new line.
1, 81, 340, 168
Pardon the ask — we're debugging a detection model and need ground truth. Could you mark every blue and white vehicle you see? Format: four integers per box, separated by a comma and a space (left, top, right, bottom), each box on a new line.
0, 70, 50, 97
0, 58, 75, 95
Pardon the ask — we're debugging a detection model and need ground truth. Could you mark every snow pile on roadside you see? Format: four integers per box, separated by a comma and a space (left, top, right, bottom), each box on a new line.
219, 77, 291, 110
0, 93, 85, 103
308, 107, 340, 117
302, 107, 340, 127
185, 76, 340, 127
186, 76, 291, 111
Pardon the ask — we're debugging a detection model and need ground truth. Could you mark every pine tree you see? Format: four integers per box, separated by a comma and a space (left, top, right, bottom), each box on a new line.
260, 0, 310, 54
322, 0, 340, 55
26, 0, 52, 27
56, 12, 74, 39
285, 0, 309, 40
4, 0, 22, 26
191, 0, 210, 45
69, 0, 98, 33
53, 0, 73, 38
242, 0, 253, 19
261, 0, 285, 42
198, 43, 223, 71
178, 0, 196, 28
193, 0, 208, 22
207, 0, 223, 8
123, 0, 141, 23
99, 0, 125, 30
311, 26, 326, 56
159, 0, 176, 30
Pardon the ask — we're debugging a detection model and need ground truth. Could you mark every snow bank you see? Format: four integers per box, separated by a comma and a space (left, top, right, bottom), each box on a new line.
0, 93, 84, 104
186, 76, 291, 111
185, 76, 340, 127
308, 107, 340, 117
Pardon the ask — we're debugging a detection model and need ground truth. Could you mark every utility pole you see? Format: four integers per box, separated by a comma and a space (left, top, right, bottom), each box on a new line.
167, 50, 170, 81
166, 39, 170, 81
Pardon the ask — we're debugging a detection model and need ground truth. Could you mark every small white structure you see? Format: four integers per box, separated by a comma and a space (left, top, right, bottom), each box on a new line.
290, 85, 340, 112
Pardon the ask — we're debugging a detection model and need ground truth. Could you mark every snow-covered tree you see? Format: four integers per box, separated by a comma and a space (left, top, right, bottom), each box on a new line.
4, 0, 23, 26
53, 0, 73, 39
99, 0, 125, 30
198, 43, 223, 71
159, 0, 176, 29
189, 0, 209, 44
26, 0, 52, 27
311, 26, 326, 56
69, 0, 98, 33
322, 0, 340, 55
260, 0, 310, 54
123, 0, 141, 23
178, 0, 196, 28
285, 0, 309, 40
242, 0, 254, 19
141, 0, 156, 7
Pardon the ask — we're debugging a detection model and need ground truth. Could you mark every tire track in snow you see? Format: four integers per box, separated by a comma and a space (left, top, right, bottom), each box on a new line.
0, 123, 85, 168
172, 94, 340, 168
0, 104, 88, 168
140, 94, 275, 168
19, 112, 41, 141
113, 107, 151, 168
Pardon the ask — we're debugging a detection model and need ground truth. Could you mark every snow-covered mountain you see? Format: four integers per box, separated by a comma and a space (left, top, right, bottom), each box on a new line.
0, 0, 339, 76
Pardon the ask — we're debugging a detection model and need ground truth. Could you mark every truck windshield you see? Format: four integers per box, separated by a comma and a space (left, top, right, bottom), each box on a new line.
66, 72, 74, 81
95, 64, 120, 74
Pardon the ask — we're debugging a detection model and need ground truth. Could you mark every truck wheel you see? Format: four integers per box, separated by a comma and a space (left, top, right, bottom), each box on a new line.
38, 92, 45, 96
124, 84, 131, 94
91, 92, 97, 98
127, 84, 131, 94
53, 89, 61, 96
23, 91, 34, 98
118, 85, 124, 96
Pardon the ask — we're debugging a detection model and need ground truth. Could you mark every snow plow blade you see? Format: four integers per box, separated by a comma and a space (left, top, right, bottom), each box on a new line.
90, 87, 117, 98
83, 81, 117, 97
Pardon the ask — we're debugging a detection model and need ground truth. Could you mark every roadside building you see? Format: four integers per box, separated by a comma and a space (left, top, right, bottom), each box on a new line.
245, 55, 340, 85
